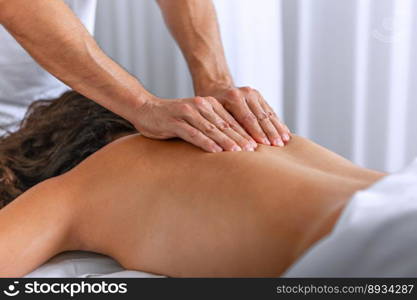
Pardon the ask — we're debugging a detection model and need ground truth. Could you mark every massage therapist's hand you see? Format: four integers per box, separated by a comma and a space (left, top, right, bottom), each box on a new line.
132, 96, 258, 153
207, 87, 291, 147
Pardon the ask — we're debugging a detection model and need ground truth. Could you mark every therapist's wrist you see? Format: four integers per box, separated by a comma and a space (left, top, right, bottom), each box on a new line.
190, 63, 234, 96
194, 78, 235, 97
126, 91, 158, 125
194, 80, 234, 97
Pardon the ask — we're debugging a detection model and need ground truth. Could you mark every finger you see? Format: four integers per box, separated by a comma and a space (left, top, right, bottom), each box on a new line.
174, 120, 222, 153
199, 102, 254, 152
260, 102, 290, 142
284, 124, 292, 134
260, 100, 291, 142
204, 98, 257, 151
182, 108, 242, 152
273, 119, 291, 143
245, 95, 283, 146
225, 97, 269, 145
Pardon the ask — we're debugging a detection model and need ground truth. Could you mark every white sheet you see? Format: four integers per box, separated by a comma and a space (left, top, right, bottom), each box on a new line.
284, 157, 417, 277
25, 251, 164, 278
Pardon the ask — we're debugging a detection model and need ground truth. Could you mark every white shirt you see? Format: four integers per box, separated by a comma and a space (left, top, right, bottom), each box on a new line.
0, 0, 97, 127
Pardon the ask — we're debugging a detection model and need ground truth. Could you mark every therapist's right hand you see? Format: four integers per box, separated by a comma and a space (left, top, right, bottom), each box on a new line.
132, 96, 257, 153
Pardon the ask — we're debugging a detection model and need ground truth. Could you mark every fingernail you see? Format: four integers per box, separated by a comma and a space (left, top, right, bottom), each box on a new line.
244, 144, 254, 151
250, 140, 258, 148
213, 145, 223, 153
232, 145, 242, 152
282, 133, 290, 141
272, 138, 283, 147
262, 138, 271, 145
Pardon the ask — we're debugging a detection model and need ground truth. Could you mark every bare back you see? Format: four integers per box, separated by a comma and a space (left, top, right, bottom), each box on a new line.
57, 134, 384, 277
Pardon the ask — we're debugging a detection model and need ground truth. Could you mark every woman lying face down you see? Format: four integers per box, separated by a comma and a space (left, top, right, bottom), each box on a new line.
0, 92, 386, 277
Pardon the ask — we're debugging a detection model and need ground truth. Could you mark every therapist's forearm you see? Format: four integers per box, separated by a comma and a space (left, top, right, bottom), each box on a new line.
0, 0, 151, 124
156, 0, 234, 95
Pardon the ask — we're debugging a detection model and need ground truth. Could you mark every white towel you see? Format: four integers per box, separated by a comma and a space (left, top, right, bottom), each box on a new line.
284, 157, 417, 277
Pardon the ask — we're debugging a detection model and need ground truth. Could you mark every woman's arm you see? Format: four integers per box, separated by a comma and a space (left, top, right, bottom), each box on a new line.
0, 177, 76, 277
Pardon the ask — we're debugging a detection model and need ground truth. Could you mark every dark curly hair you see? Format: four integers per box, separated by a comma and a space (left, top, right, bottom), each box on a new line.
0, 91, 136, 208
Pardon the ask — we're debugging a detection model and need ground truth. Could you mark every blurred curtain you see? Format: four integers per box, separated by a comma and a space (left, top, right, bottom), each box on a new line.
95, 0, 417, 172
282, 0, 417, 172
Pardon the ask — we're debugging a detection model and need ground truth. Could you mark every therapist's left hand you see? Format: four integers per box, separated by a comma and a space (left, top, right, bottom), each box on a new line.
207, 86, 291, 147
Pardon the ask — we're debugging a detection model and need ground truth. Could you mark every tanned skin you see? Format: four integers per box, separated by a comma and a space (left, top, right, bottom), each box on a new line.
0, 135, 385, 277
